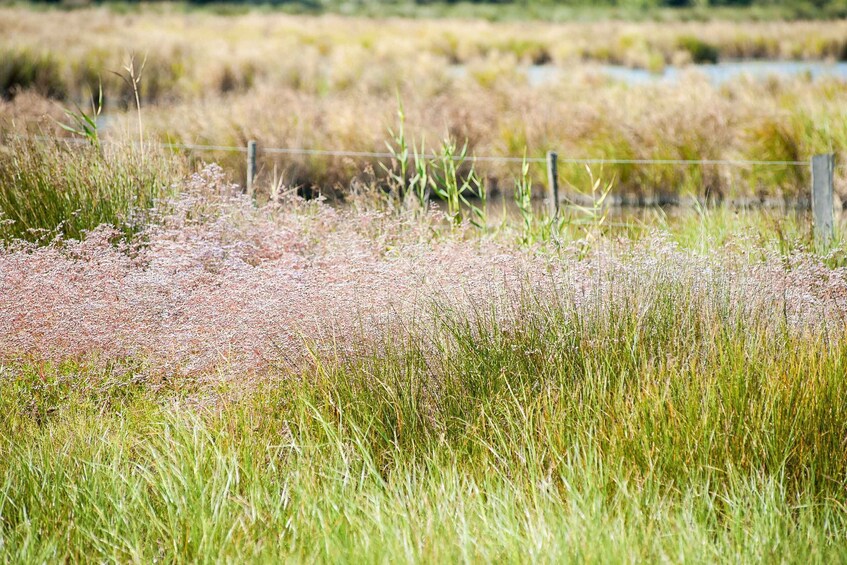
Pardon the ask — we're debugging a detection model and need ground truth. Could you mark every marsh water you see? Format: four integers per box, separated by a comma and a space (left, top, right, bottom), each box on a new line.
451, 60, 847, 86
596, 61, 847, 85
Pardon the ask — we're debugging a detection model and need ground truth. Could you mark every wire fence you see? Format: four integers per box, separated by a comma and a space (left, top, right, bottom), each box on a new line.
15, 134, 811, 168
6, 132, 837, 240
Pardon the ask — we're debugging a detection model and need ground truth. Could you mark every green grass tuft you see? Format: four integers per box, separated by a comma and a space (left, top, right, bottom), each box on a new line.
0, 138, 184, 242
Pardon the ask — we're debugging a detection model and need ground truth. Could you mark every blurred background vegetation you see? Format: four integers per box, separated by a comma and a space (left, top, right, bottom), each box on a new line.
9, 0, 847, 20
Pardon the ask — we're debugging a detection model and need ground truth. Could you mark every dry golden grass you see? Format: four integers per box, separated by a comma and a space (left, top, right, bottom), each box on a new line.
3, 5, 847, 198
4, 6, 847, 100
114, 75, 844, 201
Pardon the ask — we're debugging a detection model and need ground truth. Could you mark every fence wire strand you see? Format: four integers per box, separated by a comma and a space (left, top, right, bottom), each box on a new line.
11, 134, 811, 168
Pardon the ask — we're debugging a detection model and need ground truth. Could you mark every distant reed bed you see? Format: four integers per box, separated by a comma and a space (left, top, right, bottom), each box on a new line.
4, 6, 847, 103
4, 6, 847, 199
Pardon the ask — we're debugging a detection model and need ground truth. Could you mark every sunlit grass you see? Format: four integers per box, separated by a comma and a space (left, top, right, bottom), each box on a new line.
2, 161, 847, 560
2, 277, 847, 562
3, 6, 847, 555
0, 137, 184, 242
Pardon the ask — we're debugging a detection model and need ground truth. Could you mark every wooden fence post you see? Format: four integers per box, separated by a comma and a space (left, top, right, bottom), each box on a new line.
546, 151, 559, 216
246, 140, 257, 198
811, 153, 835, 245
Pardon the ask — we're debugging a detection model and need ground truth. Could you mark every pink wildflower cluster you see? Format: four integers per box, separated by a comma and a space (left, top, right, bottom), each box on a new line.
1, 165, 846, 384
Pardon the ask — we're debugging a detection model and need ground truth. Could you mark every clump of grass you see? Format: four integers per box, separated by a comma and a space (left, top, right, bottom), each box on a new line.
0, 48, 66, 101
513, 153, 535, 244
429, 138, 484, 225
675, 35, 719, 64
0, 137, 184, 242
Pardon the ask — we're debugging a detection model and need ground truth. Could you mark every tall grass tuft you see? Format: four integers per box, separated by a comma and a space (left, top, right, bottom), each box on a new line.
0, 138, 184, 242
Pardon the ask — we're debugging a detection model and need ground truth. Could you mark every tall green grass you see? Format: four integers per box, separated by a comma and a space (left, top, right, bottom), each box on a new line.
2, 281, 846, 562
0, 138, 184, 242
0, 48, 66, 101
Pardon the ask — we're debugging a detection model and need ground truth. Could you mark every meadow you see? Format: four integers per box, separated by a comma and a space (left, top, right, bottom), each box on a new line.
3, 4, 847, 563
2, 141, 847, 562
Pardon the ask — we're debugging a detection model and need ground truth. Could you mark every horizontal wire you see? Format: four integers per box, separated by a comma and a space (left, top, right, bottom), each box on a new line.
8, 134, 811, 167
556, 157, 808, 167
231, 146, 546, 162
162, 143, 809, 166
164, 142, 247, 153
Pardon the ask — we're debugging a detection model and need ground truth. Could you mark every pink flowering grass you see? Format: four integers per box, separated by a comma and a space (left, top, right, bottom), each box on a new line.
1, 164, 846, 389
4, 165, 847, 562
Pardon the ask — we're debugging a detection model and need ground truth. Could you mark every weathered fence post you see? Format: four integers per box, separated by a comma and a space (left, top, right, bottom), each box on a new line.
546, 151, 559, 216
811, 153, 835, 245
246, 140, 257, 198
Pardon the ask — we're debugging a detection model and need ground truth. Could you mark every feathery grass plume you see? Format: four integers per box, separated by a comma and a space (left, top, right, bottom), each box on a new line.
3, 201, 847, 559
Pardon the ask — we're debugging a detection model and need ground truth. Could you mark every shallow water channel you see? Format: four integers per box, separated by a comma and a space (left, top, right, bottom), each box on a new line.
451, 60, 847, 86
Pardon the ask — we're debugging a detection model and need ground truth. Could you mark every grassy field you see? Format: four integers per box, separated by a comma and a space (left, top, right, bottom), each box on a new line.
1, 144, 847, 560
3, 4, 847, 561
